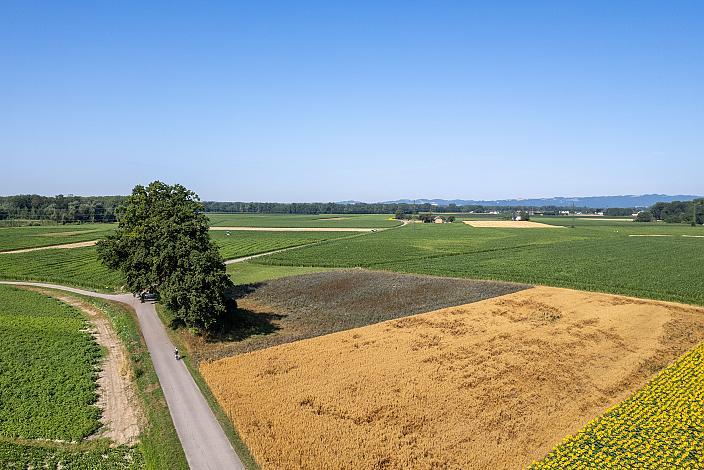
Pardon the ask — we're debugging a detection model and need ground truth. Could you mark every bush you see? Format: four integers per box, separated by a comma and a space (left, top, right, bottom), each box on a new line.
635, 211, 653, 222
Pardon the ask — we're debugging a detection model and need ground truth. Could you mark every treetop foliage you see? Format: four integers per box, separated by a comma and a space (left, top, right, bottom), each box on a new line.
97, 181, 234, 332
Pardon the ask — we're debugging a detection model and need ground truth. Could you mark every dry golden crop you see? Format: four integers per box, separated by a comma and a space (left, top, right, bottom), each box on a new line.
531, 341, 704, 469
201, 287, 704, 469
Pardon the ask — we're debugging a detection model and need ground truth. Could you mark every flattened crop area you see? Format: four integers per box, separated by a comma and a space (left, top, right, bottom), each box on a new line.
201, 286, 704, 469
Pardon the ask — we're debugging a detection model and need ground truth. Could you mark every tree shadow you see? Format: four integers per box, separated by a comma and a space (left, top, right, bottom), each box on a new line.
229, 282, 265, 300
207, 305, 285, 343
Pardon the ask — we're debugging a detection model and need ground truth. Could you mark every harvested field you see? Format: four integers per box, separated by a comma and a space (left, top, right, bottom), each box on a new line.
463, 220, 563, 228
189, 270, 528, 361
201, 286, 704, 469
0, 240, 98, 254
210, 227, 376, 232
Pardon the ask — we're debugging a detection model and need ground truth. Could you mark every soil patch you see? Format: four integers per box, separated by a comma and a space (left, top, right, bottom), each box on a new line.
201, 286, 704, 469
190, 270, 528, 361
23, 287, 143, 445
463, 220, 563, 228
0, 240, 98, 254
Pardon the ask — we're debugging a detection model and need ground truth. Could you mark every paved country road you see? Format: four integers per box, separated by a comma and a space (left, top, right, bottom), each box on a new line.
0, 281, 245, 470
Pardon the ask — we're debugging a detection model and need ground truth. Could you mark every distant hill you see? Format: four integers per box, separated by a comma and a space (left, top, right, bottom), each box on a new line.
371, 194, 701, 209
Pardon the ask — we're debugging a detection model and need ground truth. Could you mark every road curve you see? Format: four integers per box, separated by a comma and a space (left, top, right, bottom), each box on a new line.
0, 281, 244, 470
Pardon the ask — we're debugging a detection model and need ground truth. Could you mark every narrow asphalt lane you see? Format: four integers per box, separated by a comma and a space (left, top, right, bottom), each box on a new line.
0, 281, 245, 470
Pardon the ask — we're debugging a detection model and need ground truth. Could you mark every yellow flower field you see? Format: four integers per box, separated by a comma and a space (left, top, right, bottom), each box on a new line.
532, 341, 704, 469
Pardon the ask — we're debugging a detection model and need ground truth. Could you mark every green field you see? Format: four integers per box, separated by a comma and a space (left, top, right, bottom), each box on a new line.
210, 230, 354, 260
207, 213, 401, 228
0, 231, 358, 290
251, 220, 704, 305
0, 285, 143, 468
0, 247, 123, 291
0, 224, 114, 251
0, 286, 187, 469
0, 285, 102, 441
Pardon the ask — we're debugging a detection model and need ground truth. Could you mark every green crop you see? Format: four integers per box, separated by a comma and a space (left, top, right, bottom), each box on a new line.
0, 247, 123, 291
0, 285, 102, 440
254, 223, 704, 306
0, 441, 142, 469
210, 230, 352, 260
207, 213, 400, 228
0, 224, 115, 252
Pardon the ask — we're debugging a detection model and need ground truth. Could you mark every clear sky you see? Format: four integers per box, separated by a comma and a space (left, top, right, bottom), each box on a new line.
2, 1, 702, 202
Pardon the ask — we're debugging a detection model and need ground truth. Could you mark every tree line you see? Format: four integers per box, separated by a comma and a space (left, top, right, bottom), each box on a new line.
3, 193, 700, 225
0, 194, 125, 223
648, 199, 704, 225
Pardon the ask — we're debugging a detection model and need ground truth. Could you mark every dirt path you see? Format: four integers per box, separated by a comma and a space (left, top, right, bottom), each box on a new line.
21, 287, 142, 445
0, 281, 244, 470
0, 240, 98, 254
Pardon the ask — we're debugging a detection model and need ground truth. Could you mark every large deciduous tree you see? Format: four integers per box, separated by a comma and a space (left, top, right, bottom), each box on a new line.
97, 181, 233, 332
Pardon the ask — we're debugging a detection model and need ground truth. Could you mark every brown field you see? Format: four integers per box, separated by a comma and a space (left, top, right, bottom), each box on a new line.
201, 286, 704, 469
463, 220, 563, 228
186, 270, 527, 361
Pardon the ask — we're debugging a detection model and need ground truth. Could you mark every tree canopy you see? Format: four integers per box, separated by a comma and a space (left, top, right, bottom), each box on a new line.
97, 181, 233, 332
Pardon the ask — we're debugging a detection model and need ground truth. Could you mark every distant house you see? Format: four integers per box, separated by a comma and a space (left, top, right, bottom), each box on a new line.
434, 216, 444, 224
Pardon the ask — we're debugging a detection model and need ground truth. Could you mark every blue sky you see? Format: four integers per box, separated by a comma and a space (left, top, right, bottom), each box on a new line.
1, 1, 702, 202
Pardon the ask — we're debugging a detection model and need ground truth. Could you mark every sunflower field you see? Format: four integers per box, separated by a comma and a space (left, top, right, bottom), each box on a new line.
531, 341, 704, 468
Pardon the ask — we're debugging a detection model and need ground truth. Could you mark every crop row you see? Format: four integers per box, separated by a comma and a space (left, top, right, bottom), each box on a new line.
0, 247, 123, 291
0, 224, 114, 251
210, 230, 352, 260
0, 285, 102, 441
207, 213, 401, 228
254, 224, 704, 306
532, 341, 704, 468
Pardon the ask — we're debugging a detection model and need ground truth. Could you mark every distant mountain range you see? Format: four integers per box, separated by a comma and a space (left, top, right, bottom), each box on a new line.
339, 194, 701, 208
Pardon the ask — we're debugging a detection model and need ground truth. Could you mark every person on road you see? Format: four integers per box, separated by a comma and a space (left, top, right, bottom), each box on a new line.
174, 347, 180, 360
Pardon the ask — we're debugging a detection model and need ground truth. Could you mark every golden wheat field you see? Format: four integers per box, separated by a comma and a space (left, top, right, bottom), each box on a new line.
201, 287, 704, 469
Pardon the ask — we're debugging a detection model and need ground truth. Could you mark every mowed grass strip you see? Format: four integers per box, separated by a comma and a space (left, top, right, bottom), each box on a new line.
201, 287, 704, 469
0, 285, 102, 441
